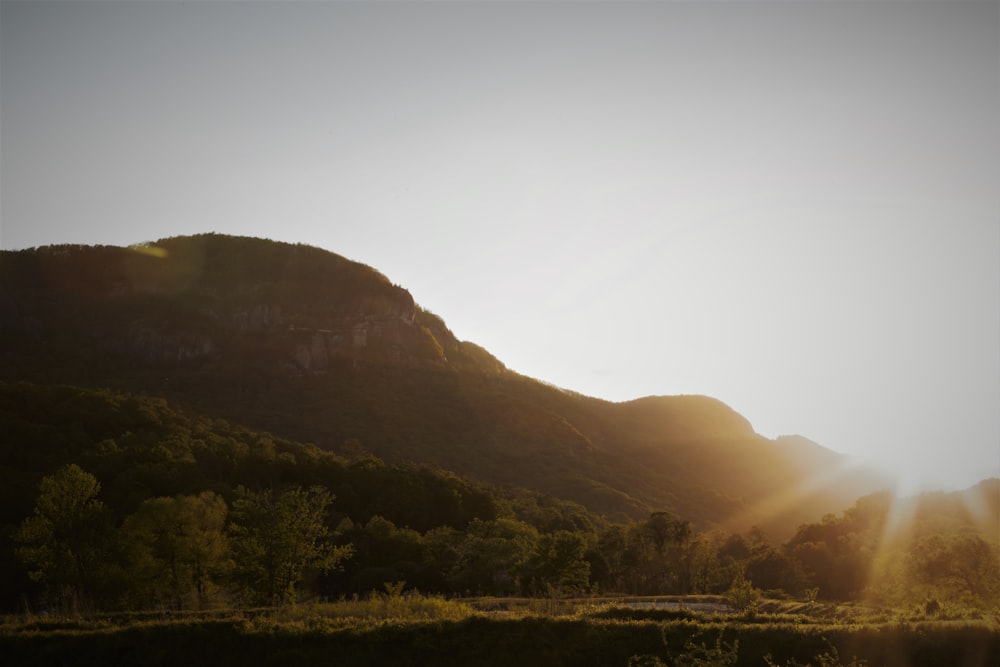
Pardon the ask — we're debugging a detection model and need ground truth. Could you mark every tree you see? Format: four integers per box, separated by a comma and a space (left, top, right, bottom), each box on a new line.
684, 534, 728, 595
14, 464, 116, 611
228, 485, 350, 605
746, 542, 804, 596
122, 491, 229, 609
628, 512, 693, 594
948, 534, 999, 599
595, 524, 630, 592
343, 515, 428, 594
724, 571, 761, 614
786, 508, 876, 601
910, 533, 1000, 601
451, 518, 537, 596
525, 530, 591, 595
641, 512, 692, 557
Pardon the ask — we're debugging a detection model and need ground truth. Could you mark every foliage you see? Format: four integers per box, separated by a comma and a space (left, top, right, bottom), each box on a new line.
523, 530, 591, 595
725, 573, 762, 615
121, 491, 229, 610
909, 532, 999, 600
1, 602, 997, 667
628, 656, 669, 667
1, 235, 891, 541
674, 632, 739, 667
449, 518, 538, 596
13, 465, 119, 611
4, 232, 1000, 665
228, 485, 350, 605
1, 381, 998, 613
764, 642, 868, 667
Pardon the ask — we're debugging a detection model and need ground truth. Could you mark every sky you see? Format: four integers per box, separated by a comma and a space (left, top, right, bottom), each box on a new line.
2, 1, 998, 495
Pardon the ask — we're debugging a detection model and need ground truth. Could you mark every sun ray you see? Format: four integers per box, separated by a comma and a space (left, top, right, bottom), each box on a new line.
722, 452, 883, 537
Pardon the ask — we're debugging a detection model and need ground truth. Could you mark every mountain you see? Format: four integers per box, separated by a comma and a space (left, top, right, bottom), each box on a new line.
0, 234, 890, 537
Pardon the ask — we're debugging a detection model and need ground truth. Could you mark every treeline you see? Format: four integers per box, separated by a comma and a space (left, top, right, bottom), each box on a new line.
3, 382, 998, 613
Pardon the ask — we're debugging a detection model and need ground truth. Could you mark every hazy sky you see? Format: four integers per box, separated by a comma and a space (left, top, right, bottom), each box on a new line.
2, 1, 998, 494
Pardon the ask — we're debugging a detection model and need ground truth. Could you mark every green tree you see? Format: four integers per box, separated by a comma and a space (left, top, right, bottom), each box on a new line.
948, 533, 999, 599
787, 509, 875, 601
344, 515, 427, 594
725, 571, 762, 614
910, 533, 1000, 601
594, 524, 630, 592
122, 491, 229, 609
229, 485, 350, 605
451, 518, 537, 596
14, 464, 116, 611
627, 512, 693, 594
420, 525, 463, 592
746, 542, 804, 596
525, 530, 591, 595
685, 534, 728, 594
641, 512, 692, 558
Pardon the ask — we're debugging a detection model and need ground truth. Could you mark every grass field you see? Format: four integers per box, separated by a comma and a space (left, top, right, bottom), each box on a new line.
2, 595, 997, 667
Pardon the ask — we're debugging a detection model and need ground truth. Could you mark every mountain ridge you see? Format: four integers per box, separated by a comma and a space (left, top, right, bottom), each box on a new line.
0, 233, 891, 537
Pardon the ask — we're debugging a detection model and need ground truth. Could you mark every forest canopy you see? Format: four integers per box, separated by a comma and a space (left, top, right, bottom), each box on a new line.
2, 381, 997, 614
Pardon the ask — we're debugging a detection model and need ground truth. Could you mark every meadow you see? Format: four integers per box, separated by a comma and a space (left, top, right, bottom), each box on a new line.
2, 593, 997, 667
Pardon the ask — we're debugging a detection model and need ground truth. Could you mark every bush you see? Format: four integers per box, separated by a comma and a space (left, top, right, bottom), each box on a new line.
725, 574, 762, 615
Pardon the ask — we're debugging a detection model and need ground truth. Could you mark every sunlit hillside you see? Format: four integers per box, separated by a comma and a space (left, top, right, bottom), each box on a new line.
2, 235, 996, 620
0, 235, 889, 536
2, 380, 996, 616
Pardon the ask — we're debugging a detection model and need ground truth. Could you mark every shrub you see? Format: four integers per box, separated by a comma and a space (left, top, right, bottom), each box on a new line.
725, 574, 762, 615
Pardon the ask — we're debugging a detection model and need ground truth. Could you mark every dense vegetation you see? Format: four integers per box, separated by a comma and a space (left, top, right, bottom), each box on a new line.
2, 596, 997, 667
1, 235, 888, 537
2, 382, 997, 617
2, 236, 997, 664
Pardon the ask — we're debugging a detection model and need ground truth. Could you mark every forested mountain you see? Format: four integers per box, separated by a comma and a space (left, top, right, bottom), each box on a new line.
2, 235, 996, 614
4, 381, 995, 613
1, 234, 888, 537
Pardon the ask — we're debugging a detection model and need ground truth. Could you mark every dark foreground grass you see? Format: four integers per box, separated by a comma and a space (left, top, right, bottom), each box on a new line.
2, 609, 997, 667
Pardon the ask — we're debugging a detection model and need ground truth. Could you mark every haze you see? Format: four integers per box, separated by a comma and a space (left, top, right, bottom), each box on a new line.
2, 1, 997, 494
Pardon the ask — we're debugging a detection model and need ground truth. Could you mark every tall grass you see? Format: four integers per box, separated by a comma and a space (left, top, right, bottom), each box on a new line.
269, 591, 476, 627
2, 595, 997, 667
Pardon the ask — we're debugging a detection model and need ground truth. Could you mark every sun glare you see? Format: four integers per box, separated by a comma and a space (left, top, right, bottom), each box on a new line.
876, 454, 974, 498
724, 454, 864, 533
864, 478, 999, 607
128, 243, 169, 259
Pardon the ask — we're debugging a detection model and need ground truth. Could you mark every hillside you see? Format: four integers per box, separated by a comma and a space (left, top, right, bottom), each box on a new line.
0, 234, 890, 536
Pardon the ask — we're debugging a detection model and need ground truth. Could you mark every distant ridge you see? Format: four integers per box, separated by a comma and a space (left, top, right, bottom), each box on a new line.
0, 234, 891, 537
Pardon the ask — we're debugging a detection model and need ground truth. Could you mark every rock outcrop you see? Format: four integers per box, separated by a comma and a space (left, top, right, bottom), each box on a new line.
0, 234, 498, 377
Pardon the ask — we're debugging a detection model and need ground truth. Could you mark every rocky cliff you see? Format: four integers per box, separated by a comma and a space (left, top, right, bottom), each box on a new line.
0, 234, 502, 378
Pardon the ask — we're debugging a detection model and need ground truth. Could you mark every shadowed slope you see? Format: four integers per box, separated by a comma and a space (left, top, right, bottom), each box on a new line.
0, 234, 889, 536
